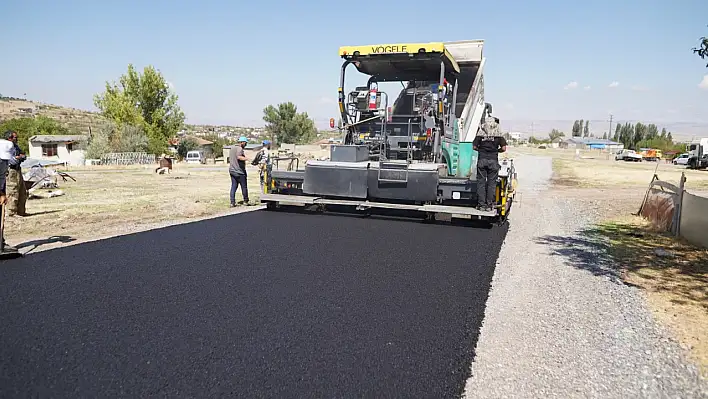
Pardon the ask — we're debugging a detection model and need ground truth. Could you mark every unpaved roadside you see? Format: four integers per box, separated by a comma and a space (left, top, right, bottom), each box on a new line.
464, 154, 707, 398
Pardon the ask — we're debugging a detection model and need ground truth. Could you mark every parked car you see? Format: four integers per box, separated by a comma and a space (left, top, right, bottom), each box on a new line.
615, 149, 643, 162
185, 150, 206, 164
673, 153, 690, 165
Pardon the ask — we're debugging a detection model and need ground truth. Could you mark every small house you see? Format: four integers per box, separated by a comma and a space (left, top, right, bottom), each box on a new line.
28, 135, 87, 166
169, 136, 215, 157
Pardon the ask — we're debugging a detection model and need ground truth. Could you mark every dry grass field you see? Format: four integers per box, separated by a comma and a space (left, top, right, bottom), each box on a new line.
5, 163, 263, 252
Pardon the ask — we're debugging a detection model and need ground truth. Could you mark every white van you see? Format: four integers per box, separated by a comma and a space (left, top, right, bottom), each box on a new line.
185, 150, 206, 164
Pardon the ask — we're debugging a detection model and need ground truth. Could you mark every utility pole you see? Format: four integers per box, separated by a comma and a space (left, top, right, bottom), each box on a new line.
608, 114, 614, 140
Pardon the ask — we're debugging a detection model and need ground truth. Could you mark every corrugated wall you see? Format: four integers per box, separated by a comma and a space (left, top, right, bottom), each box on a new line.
679, 192, 708, 249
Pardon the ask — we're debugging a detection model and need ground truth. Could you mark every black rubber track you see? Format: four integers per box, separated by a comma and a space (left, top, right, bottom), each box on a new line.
0, 210, 507, 398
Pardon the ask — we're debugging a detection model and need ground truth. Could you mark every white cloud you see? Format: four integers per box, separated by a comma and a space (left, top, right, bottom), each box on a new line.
563, 81, 578, 90
699, 75, 708, 90
583, 85, 591, 90
608, 81, 619, 88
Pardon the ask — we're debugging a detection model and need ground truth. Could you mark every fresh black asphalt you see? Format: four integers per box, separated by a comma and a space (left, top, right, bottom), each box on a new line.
0, 210, 507, 398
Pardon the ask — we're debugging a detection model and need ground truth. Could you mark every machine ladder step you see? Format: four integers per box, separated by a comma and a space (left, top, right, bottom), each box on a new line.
378, 161, 409, 184
450, 144, 459, 175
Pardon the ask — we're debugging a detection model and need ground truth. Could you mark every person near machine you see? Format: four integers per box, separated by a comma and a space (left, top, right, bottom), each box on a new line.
472, 114, 507, 212
0, 136, 19, 254
4, 130, 27, 216
257, 140, 272, 193
229, 136, 251, 207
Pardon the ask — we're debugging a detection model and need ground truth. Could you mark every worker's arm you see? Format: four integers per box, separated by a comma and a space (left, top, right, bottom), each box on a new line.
498, 137, 508, 153
472, 136, 480, 151
237, 147, 248, 161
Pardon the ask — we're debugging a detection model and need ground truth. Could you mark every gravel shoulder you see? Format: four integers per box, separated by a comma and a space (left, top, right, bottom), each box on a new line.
463, 154, 707, 398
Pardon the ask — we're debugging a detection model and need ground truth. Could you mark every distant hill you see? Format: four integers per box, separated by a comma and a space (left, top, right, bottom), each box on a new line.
4, 99, 705, 143
499, 119, 707, 143
0, 99, 253, 136
0, 99, 108, 134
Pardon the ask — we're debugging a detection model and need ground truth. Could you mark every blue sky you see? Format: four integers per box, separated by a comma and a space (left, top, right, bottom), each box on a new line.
2, 0, 707, 129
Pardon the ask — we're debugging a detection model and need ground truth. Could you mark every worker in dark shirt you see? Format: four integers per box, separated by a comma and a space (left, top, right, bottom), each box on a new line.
0, 137, 18, 255
472, 117, 507, 212
4, 130, 27, 216
229, 136, 250, 207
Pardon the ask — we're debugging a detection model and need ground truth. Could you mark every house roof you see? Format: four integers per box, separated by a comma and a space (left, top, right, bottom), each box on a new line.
563, 137, 621, 145
29, 135, 87, 143
170, 135, 214, 146
189, 136, 213, 146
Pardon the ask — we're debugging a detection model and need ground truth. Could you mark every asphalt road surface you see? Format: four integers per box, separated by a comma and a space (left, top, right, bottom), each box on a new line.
0, 210, 507, 398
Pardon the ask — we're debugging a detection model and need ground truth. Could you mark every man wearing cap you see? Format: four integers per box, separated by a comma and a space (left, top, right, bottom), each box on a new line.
229, 136, 250, 206
4, 130, 27, 216
473, 111, 507, 212
0, 135, 19, 253
258, 140, 272, 193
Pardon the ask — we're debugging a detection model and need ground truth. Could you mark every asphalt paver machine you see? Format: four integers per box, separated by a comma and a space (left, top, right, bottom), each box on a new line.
261, 41, 517, 224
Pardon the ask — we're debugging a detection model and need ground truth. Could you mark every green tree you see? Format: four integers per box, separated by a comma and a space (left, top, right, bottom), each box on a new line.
583, 120, 589, 137
0, 115, 72, 153
177, 137, 199, 159
619, 123, 634, 149
263, 102, 318, 144
633, 122, 646, 149
602, 132, 608, 139
645, 124, 659, 141
694, 27, 708, 67
613, 123, 621, 142
93, 64, 185, 155
84, 122, 150, 159
548, 129, 565, 143
202, 134, 233, 158
571, 120, 581, 137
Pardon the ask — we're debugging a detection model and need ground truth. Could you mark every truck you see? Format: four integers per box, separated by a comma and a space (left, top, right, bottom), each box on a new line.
687, 138, 708, 169
260, 41, 517, 225
638, 148, 662, 162
615, 149, 643, 162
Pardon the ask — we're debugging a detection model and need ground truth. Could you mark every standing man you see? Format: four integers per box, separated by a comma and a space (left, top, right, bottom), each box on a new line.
472, 113, 507, 212
229, 136, 250, 207
0, 135, 19, 254
258, 140, 272, 193
4, 130, 27, 216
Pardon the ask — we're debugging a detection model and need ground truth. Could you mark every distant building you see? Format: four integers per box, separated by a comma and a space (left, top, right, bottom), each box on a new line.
28, 135, 87, 166
559, 137, 624, 151
508, 132, 525, 141
169, 135, 214, 157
